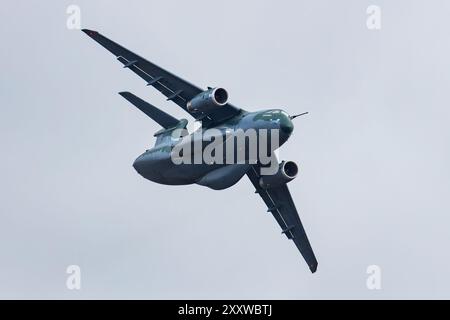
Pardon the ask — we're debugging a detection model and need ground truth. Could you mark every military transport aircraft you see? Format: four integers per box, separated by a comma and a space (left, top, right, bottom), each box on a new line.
82, 29, 318, 273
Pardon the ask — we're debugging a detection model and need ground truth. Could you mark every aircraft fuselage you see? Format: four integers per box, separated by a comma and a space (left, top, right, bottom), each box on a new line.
132, 109, 294, 188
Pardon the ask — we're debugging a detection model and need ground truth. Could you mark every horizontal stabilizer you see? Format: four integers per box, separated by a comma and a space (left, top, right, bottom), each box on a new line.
118, 92, 179, 129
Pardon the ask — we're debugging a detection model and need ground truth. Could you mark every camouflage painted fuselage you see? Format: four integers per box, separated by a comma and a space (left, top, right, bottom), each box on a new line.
132, 109, 294, 189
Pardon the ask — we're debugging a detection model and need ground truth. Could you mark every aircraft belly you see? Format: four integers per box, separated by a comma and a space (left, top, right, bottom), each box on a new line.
195, 164, 251, 190
161, 162, 220, 185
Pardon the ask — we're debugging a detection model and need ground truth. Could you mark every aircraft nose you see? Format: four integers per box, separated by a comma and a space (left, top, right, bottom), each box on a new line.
133, 156, 143, 173
279, 113, 294, 135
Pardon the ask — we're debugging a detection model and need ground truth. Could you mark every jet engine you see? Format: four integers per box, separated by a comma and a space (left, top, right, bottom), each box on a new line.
259, 161, 299, 189
187, 87, 228, 112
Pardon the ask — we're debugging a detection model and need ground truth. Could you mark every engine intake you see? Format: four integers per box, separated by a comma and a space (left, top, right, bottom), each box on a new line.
187, 87, 228, 112
259, 161, 298, 189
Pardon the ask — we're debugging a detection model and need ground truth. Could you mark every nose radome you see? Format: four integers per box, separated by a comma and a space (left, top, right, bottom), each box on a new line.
132, 159, 139, 171
133, 157, 143, 173
280, 113, 294, 135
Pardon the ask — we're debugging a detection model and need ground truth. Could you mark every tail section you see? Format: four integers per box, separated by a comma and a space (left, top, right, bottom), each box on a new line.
119, 92, 179, 129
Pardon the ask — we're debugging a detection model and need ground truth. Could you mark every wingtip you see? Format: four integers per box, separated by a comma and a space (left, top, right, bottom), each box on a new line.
118, 91, 131, 97
310, 263, 318, 273
81, 29, 98, 36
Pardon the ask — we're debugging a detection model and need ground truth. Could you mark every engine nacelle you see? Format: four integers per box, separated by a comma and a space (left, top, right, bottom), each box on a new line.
258, 161, 299, 189
187, 87, 228, 112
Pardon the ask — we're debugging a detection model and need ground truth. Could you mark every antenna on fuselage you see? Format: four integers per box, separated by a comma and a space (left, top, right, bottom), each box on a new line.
289, 112, 309, 120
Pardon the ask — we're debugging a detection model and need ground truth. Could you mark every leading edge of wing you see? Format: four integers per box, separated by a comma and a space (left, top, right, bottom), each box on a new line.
81, 29, 242, 124
81, 29, 203, 98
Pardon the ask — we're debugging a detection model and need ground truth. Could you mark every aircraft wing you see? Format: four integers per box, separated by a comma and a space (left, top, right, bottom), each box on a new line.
82, 29, 241, 124
247, 165, 318, 273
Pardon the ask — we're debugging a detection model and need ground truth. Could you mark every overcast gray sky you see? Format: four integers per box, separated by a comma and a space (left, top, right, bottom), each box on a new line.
1, 0, 449, 299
